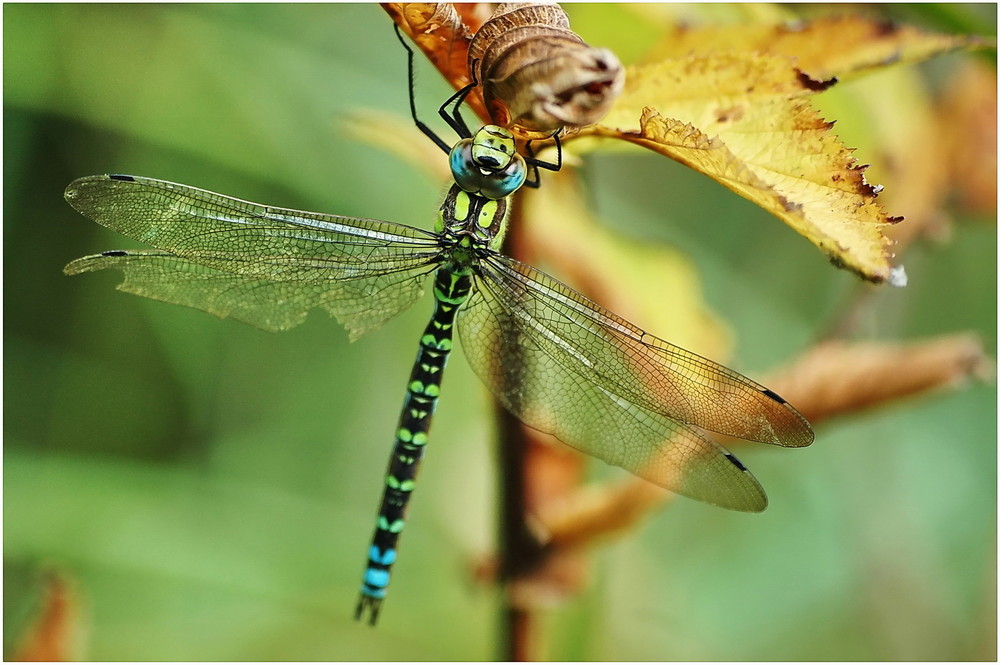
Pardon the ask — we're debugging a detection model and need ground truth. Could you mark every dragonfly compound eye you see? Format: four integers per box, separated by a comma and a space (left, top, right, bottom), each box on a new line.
479, 154, 526, 200
449, 134, 527, 200
449, 139, 482, 193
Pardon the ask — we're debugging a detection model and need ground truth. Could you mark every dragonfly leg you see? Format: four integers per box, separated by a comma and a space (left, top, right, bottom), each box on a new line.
394, 23, 454, 154
523, 132, 564, 188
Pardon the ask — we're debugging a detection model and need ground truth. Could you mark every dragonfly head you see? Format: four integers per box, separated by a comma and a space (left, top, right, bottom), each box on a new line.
449, 125, 527, 200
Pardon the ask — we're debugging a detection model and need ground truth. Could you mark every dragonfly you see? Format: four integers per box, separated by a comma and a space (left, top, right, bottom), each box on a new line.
64, 40, 813, 631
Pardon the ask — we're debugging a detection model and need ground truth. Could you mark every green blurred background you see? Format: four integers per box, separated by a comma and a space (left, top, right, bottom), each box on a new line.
4, 4, 995, 660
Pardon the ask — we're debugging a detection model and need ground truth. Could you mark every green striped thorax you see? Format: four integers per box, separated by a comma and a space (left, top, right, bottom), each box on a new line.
438, 125, 526, 254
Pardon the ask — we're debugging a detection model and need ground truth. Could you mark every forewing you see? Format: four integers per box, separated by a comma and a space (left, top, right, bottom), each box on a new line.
472, 255, 813, 447
458, 257, 776, 511
64, 175, 443, 337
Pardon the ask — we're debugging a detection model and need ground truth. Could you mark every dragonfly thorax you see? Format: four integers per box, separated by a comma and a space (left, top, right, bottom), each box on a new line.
437, 184, 510, 253
449, 125, 527, 200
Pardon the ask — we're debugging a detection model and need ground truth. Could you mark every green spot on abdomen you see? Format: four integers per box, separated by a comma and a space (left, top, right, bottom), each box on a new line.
378, 516, 405, 533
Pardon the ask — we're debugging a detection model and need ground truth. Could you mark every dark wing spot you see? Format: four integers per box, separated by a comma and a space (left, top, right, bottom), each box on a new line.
102, 250, 129, 257
761, 387, 788, 404
109, 174, 136, 182
725, 452, 749, 472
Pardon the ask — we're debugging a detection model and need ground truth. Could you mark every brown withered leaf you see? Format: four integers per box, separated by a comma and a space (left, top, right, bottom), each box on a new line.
381, 3, 489, 121
453, 2, 492, 33
938, 60, 998, 218
385, 3, 624, 134
587, 52, 902, 283
468, 2, 624, 133
9, 572, 81, 662
644, 15, 995, 82
535, 476, 671, 549
523, 334, 992, 554
764, 334, 993, 425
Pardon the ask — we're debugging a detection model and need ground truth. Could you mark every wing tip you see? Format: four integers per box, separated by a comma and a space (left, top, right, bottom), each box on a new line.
760, 387, 815, 448
724, 452, 768, 512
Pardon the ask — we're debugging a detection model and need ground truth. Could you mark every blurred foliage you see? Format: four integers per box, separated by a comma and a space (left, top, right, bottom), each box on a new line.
3, 3, 996, 660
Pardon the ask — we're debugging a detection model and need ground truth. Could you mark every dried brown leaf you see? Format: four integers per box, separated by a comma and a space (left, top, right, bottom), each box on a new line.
938, 60, 998, 218
765, 334, 993, 424
514, 334, 991, 554
469, 2, 624, 133
381, 3, 489, 121
9, 572, 81, 662
536, 476, 670, 549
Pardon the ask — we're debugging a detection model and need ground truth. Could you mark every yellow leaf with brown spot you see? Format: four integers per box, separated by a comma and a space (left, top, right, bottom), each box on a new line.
643, 15, 995, 82
812, 64, 952, 250
587, 53, 901, 283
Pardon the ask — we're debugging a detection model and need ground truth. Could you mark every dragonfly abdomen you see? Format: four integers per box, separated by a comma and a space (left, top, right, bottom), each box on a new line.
355, 266, 472, 625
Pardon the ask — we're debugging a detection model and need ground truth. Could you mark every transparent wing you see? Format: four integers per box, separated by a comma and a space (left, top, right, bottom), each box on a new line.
457, 254, 814, 511
64, 175, 444, 336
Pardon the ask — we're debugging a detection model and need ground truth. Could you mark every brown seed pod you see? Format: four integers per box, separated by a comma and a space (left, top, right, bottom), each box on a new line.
469, 2, 624, 134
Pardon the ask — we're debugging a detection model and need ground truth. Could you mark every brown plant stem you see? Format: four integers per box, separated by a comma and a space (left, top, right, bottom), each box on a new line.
494, 195, 548, 661
495, 404, 540, 661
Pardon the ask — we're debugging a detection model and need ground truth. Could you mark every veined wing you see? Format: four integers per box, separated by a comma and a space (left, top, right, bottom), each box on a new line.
64, 175, 444, 336
474, 254, 813, 446
456, 254, 813, 511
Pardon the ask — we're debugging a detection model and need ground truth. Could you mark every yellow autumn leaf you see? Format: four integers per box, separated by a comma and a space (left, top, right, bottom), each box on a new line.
587, 52, 902, 284
811, 63, 951, 249
642, 15, 995, 82
517, 166, 733, 362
